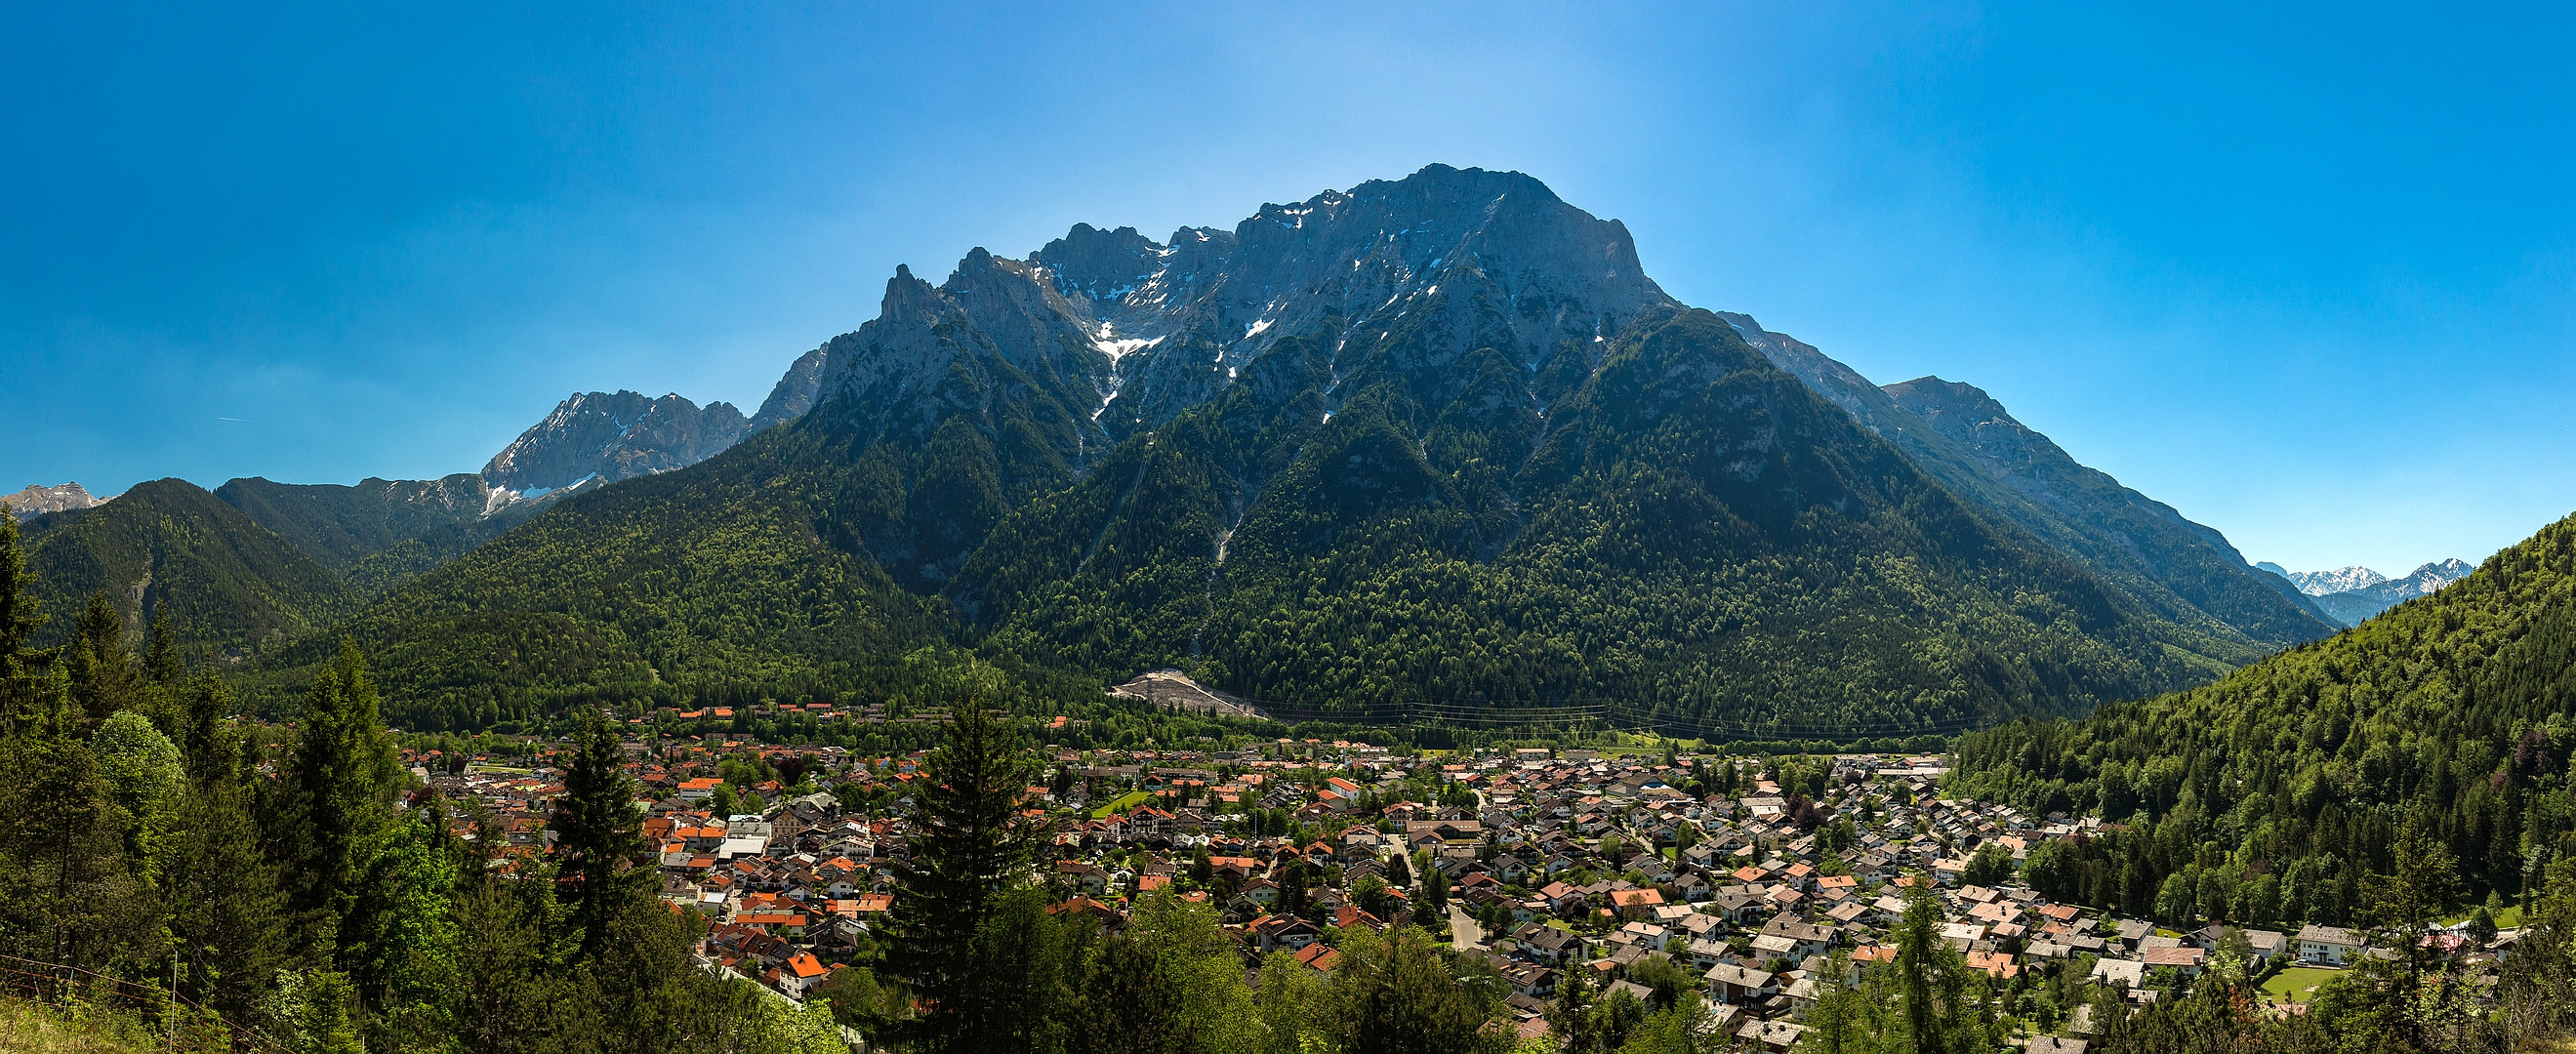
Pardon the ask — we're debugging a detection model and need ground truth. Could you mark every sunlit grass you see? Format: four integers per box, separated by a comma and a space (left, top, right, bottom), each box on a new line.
0, 996, 155, 1054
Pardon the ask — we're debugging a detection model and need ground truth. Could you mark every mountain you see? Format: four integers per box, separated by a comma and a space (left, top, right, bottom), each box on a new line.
1721, 316, 2334, 647
211, 473, 554, 597
1952, 520, 2574, 922
4, 482, 103, 520
5, 388, 756, 655
749, 346, 830, 432
2306, 557, 2474, 626
2284, 564, 2390, 596
281, 165, 2324, 736
481, 389, 750, 494
15, 478, 353, 655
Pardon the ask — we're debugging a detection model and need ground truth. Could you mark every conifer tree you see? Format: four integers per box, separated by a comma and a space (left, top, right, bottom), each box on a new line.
883, 689, 1043, 1054
168, 742, 290, 1027
1891, 884, 1989, 1054
551, 709, 649, 959
143, 613, 183, 686
64, 592, 143, 724
0, 511, 50, 723
274, 640, 402, 961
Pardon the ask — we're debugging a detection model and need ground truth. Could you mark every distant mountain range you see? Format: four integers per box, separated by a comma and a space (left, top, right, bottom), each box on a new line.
5, 482, 103, 519
6, 387, 766, 655
12, 165, 2344, 735
2255, 558, 2476, 627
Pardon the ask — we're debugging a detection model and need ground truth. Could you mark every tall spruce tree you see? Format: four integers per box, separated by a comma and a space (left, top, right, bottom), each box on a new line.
273, 640, 403, 961
1888, 884, 1998, 1054
0, 511, 50, 722
64, 592, 143, 724
168, 714, 290, 1027
883, 689, 1043, 1054
551, 709, 649, 959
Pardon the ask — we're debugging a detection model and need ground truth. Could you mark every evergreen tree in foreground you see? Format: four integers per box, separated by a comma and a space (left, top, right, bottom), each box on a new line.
271, 640, 403, 963
552, 709, 651, 960
882, 689, 1044, 1054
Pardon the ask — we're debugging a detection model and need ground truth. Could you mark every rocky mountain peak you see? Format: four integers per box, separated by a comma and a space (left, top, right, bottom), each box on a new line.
2270, 558, 2475, 627
1883, 377, 2021, 430
1881, 376, 2051, 464
2283, 565, 2391, 596
798, 164, 1674, 446
5, 482, 103, 520
481, 390, 749, 493
748, 345, 830, 432
1037, 223, 1164, 306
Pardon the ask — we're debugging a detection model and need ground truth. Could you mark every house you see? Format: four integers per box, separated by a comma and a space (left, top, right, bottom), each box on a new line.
1735, 1019, 1809, 1053
1251, 914, 1323, 953
1618, 921, 1672, 952
1703, 962, 1777, 1005
2088, 957, 2147, 990
2027, 1038, 2088, 1054
2296, 924, 2364, 966
1523, 926, 1586, 965
1609, 888, 1664, 919
1758, 917, 1837, 959
1965, 950, 2021, 980
1500, 962, 1558, 998
1672, 873, 1713, 902
2141, 946, 2206, 977
779, 952, 830, 997
1683, 938, 1732, 968
1056, 861, 1110, 896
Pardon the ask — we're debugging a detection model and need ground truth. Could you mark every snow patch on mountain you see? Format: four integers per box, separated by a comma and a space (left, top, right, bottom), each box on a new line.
2269, 558, 2476, 628
2284, 565, 2390, 596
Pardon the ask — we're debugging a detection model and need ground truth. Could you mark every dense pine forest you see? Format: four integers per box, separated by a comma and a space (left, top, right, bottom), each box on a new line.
1952, 511, 2576, 928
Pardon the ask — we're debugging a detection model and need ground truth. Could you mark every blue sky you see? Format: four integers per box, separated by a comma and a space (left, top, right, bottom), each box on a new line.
5, 3, 2570, 574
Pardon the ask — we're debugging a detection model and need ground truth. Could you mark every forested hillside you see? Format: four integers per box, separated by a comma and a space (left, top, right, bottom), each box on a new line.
238, 419, 955, 727
1952, 510, 2576, 925
1726, 315, 2334, 650
14, 479, 354, 656
968, 306, 2247, 732
215, 474, 537, 596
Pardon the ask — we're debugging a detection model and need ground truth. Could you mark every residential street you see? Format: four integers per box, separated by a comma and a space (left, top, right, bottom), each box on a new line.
1449, 903, 1485, 950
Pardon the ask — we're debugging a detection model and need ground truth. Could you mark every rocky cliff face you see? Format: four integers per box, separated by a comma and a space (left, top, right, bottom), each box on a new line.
5, 482, 103, 520
748, 345, 829, 432
481, 390, 750, 493
776, 165, 1670, 447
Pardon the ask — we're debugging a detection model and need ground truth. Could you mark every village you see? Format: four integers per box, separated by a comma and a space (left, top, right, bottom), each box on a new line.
405, 719, 2511, 1054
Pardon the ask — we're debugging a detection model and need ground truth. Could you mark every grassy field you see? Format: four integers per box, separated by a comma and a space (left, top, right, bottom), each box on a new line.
0, 997, 155, 1054
2443, 905, 2525, 929
2260, 966, 2344, 1004
1091, 790, 1154, 819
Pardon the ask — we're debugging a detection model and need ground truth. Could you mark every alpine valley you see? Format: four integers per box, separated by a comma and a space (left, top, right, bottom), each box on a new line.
13, 166, 2343, 736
